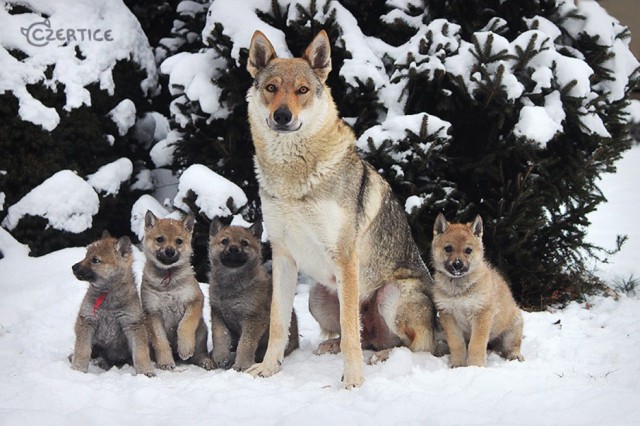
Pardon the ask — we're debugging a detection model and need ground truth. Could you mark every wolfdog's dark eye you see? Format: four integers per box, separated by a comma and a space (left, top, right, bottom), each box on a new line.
241, 240, 249, 247
265, 84, 277, 93
464, 247, 473, 254
156, 236, 164, 244
221, 238, 229, 245
91, 256, 100, 264
297, 86, 309, 94
176, 238, 183, 245
444, 245, 453, 253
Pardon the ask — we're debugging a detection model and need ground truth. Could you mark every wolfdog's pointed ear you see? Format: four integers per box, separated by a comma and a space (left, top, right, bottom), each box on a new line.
303, 30, 331, 82
249, 221, 263, 240
116, 236, 132, 257
433, 213, 448, 236
144, 210, 157, 229
471, 215, 483, 238
209, 217, 224, 237
183, 214, 195, 233
101, 230, 112, 239
247, 30, 277, 78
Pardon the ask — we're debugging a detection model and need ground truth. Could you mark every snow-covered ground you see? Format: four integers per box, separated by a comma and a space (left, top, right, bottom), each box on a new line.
0, 145, 638, 425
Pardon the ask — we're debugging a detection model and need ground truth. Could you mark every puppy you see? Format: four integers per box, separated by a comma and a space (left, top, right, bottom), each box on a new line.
71, 232, 155, 376
431, 213, 524, 367
208, 219, 299, 371
140, 211, 213, 370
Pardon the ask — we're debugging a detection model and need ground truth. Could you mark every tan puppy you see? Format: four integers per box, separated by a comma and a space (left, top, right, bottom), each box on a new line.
141, 211, 213, 370
71, 232, 155, 376
431, 213, 524, 367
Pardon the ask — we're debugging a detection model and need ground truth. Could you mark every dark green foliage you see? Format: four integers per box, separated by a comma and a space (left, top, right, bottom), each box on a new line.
1, 59, 153, 255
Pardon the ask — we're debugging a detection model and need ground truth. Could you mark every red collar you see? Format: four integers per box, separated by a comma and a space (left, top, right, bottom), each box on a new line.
93, 292, 108, 318
161, 269, 173, 287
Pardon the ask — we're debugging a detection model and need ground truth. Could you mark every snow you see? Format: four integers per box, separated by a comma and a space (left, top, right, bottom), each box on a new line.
1, 143, 640, 423
514, 106, 562, 147
87, 158, 133, 196
1, 170, 99, 233
108, 99, 137, 137
130, 194, 170, 241
0, 0, 157, 130
173, 164, 248, 219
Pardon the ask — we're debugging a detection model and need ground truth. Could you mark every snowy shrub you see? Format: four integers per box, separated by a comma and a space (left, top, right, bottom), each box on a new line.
0, 0, 159, 255
158, 0, 638, 307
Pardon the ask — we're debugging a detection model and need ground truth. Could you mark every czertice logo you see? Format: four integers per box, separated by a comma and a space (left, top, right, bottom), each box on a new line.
21, 19, 113, 47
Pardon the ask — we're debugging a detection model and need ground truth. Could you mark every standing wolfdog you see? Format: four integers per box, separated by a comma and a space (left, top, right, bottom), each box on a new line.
245, 30, 436, 388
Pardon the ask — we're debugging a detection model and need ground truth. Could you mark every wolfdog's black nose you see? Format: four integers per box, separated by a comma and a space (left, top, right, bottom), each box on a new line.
273, 107, 292, 125
72, 263, 80, 273
164, 247, 176, 258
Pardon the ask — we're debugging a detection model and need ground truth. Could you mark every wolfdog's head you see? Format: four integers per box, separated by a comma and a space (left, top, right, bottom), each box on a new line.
246, 30, 334, 135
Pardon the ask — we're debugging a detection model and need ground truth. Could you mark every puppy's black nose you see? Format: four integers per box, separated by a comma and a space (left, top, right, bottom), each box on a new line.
164, 247, 176, 258
228, 245, 240, 254
452, 259, 464, 271
273, 107, 292, 125
72, 263, 80, 273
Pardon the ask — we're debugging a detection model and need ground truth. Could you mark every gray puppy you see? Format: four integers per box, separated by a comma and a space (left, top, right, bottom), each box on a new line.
208, 219, 299, 371
71, 232, 155, 377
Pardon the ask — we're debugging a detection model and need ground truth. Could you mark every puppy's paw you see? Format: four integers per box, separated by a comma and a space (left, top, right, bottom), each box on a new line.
136, 366, 156, 377
342, 369, 365, 389
177, 335, 196, 361
246, 360, 281, 378
316, 338, 341, 355
507, 353, 524, 362
198, 357, 215, 371
212, 351, 233, 369
70, 359, 89, 373
157, 362, 176, 371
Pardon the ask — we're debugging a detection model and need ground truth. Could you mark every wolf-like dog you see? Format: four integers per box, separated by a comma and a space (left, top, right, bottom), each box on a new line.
140, 211, 213, 370
71, 232, 155, 377
431, 213, 524, 367
208, 219, 299, 371
245, 30, 436, 388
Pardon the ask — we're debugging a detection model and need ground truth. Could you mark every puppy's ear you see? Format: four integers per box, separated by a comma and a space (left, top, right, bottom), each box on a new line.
101, 229, 111, 239
116, 236, 132, 257
144, 210, 158, 229
471, 215, 483, 238
247, 30, 277, 78
183, 214, 195, 233
209, 218, 224, 237
249, 221, 263, 240
303, 30, 331, 82
433, 213, 448, 236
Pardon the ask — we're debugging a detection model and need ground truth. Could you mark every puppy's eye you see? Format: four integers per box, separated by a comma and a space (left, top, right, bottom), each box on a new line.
220, 238, 229, 245
156, 236, 164, 244
176, 238, 183, 245
297, 86, 309, 94
444, 245, 453, 253
464, 247, 473, 255
91, 256, 100, 264
241, 240, 249, 247
265, 84, 277, 93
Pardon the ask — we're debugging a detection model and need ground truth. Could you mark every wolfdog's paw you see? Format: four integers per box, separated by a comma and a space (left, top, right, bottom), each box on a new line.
316, 338, 341, 355
177, 336, 196, 361
70, 359, 89, 373
136, 366, 156, 378
197, 357, 215, 371
246, 361, 281, 378
342, 369, 365, 389
368, 348, 392, 365
232, 359, 253, 372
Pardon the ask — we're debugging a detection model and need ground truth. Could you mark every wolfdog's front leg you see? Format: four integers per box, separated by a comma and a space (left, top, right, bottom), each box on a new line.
125, 322, 156, 377
246, 246, 297, 379
337, 252, 364, 389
